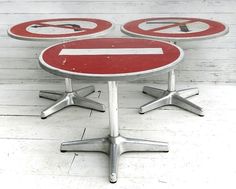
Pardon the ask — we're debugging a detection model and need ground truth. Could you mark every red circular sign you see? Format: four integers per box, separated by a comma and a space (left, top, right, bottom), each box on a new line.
8, 18, 113, 40
39, 38, 183, 81
122, 17, 228, 40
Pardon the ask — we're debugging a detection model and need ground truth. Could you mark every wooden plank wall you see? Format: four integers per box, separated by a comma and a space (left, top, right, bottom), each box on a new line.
0, 0, 235, 84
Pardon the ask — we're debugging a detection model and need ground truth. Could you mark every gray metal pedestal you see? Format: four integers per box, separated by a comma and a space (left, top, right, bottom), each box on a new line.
60, 81, 168, 183
40, 78, 105, 119
139, 70, 204, 116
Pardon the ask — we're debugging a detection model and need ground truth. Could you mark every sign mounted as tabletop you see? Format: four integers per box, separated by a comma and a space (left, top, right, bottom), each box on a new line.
8, 18, 114, 119
8, 18, 113, 40
39, 37, 183, 81
39, 37, 184, 183
121, 17, 228, 41
121, 17, 228, 116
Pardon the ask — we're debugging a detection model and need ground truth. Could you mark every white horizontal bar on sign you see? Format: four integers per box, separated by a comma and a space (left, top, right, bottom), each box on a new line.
59, 48, 163, 56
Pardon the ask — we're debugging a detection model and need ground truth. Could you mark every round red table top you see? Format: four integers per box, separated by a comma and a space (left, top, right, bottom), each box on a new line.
39, 38, 184, 81
121, 17, 229, 41
8, 18, 113, 41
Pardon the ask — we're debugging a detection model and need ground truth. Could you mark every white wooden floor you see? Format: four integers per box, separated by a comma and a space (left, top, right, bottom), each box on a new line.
0, 82, 236, 189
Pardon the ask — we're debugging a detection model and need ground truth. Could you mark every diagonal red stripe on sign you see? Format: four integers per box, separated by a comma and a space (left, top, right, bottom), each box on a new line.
147, 20, 199, 32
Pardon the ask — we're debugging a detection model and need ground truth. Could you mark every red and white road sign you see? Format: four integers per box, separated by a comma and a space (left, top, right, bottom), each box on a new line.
39, 38, 183, 79
8, 18, 113, 40
122, 17, 228, 40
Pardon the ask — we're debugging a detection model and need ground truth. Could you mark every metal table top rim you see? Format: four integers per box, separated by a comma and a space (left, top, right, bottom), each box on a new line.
39, 37, 184, 81
7, 18, 115, 41
121, 18, 229, 42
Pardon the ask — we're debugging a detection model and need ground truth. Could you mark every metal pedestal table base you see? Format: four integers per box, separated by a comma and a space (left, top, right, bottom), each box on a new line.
39, 78, 105, 119
61, 135, 168, 183
140, 86, 203, 116
139, 70, 204, 116
60, 81, 168, 183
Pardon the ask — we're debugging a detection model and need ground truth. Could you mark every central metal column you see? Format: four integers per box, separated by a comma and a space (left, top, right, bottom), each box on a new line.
108, 81, 119, 137
65, 78, 73, 93
168, 70, 176, 92
168, 41, 176, 92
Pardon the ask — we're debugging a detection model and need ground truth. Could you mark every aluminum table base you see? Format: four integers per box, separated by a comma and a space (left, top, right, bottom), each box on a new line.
139, 70, 204, 116
39, 85, 105, 119
60, 81, 168, 183
61, 134, 168, 183
140, 86, 204, 116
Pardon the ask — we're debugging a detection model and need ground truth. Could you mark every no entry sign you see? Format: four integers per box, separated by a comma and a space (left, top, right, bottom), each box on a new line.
39, 38, 183, 81
122, 17, 228, 41
8, 18, 113, 40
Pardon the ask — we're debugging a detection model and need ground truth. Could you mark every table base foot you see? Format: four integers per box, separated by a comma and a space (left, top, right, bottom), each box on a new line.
39, 90, 64, 101
140, 86, 203, 116
40, 86, 105, 119
60, 135, 168, 183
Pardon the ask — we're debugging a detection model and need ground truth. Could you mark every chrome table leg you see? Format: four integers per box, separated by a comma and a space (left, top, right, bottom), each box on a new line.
41, 94, 70, 118
140, 70, 204, 116
39, 90, 64, 101
177, 87, 199, 98
40, 78, 105, 119
61, 137, 109, 153
60, 81, 168, 183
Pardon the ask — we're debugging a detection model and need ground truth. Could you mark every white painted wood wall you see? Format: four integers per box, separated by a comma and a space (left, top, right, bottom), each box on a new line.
0, 2, 236, 187
0, 0, 235, 84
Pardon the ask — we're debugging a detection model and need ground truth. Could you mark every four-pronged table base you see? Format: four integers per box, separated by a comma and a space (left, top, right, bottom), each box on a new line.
60, 134, 168, 183
39, 86, 105, 119
140, 86, 204, 116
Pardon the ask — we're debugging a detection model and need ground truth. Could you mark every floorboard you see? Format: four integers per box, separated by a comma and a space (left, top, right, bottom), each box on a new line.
0, 83, 235, 188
